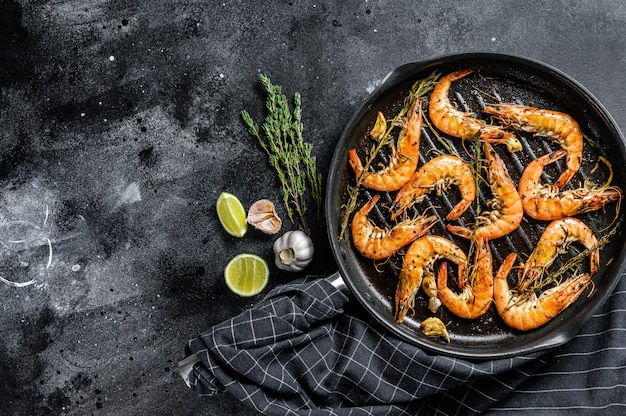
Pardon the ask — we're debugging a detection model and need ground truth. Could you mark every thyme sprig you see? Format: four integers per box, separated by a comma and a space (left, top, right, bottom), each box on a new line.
461, 133, 485, 283
241, 74, 323, 235
470, 132, 484, 217
338, 71, 441, 239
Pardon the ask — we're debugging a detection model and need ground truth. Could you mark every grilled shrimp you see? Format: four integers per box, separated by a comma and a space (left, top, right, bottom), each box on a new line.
518, 150, 622, 221
447, 141, 523, 241
437, 238, 494, 320
483, 103, 582, 189
349, 99, 422, 192
395, 235, 467, 323
391, 154, 476, 221
351, 194, 437, 260
428, 69, 522, 153
494, 259, 591, 332
517, 217, 600, 292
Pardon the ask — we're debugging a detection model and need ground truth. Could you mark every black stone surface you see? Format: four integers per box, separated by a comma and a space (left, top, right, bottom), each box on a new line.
1, 1, 625, 415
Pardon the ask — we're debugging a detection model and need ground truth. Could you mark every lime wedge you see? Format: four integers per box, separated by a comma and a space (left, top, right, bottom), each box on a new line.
224, 253, 269, 297
216, 192, 247, 237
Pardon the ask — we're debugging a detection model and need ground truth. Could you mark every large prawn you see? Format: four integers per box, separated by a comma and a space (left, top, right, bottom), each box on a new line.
483, 103, 583, 189
395, 235, 467, 323
351, 194, 437, 260
518, 150, 622, 221
391, 154, 476, 221
349, 99, 422, 192
494, 253, 592, 331
517, 217, 600, 293
428, 69, 522, 153
447, 141, 523, 241
437, 238, 497, 320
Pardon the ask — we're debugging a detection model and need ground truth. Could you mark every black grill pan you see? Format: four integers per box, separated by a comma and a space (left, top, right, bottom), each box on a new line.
325, 53, 626, 359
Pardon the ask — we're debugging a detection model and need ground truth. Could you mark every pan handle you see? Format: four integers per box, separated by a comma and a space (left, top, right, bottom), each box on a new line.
325, 271, 349, 294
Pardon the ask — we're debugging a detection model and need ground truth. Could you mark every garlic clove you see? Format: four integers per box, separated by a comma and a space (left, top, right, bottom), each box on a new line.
247, 199, 282, 234
428, 296, 442, 313
421, 317, 450, 342
369, 111, 387, 140
254, 216, 282, 234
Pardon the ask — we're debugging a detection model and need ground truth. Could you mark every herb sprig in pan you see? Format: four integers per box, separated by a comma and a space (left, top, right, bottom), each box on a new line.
242, 75, 323, 235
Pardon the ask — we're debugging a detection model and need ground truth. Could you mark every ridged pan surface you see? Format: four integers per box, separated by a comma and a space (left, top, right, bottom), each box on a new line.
326, 53, 626, 359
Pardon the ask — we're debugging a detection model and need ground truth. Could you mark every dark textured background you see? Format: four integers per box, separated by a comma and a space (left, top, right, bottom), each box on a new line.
1, 1, 625, 415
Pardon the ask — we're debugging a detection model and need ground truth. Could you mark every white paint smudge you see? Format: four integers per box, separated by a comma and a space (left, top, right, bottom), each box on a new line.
112, 182, 142, 211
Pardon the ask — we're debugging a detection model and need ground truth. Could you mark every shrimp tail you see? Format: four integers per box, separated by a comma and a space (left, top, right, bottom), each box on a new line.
348, 148, 364, 179
446, 199, 474, 221
448, 68, 474, 82
541, 273, 592, 318
360, 193, 380, 215
496, 253, 517, 282
446, 224, 473, 239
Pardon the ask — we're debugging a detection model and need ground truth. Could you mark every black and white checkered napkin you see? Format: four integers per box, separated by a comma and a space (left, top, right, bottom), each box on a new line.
180, 275, 626, 415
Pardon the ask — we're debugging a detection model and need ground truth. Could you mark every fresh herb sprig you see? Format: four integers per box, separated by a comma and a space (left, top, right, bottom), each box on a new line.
242, 75, 322, 235
470, 132, 484, 218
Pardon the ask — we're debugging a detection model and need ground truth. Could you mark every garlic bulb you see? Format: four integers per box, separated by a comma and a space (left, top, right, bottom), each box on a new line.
246, 199, 282, 234
273, 230, 314, 272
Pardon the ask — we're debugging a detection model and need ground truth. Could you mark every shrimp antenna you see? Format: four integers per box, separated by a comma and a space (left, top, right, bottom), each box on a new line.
587, 278, 597, 297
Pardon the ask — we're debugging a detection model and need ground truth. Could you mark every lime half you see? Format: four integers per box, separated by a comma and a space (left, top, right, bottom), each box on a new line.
224, 253, 269, 297
216, 192, 247, 237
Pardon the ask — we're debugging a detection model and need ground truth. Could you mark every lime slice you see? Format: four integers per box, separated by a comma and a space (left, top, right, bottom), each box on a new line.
224, 253, 269, 297
216, 192, 248, 237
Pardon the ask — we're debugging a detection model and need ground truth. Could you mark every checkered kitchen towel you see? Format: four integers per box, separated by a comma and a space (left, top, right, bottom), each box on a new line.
180, 275, 626, 415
